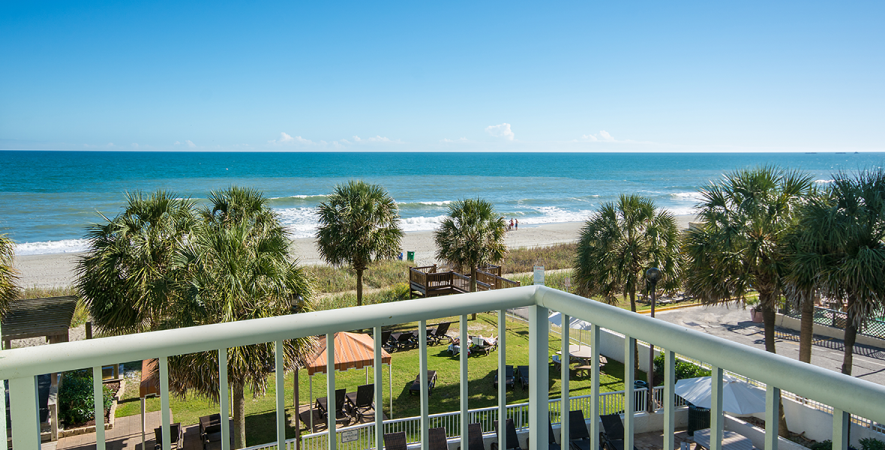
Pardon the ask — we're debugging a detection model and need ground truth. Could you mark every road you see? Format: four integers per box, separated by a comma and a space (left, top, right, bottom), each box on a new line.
654, 304, 885, 386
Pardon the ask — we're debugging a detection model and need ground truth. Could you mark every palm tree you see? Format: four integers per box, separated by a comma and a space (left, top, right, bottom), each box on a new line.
784, 170, 885, 375
0, 234, 20, 317
316, 181, 403, 306
573, 194, 681, 312
434, 198, 507, 293
79, 188, 315, 449
174, 186, 315, 448
682, 166, 811, 437
573, 194, 680, 385
77, 191, 197, 335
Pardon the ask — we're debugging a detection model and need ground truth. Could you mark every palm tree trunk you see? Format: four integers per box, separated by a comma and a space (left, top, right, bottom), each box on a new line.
356, 268, 364, 307
842, 307, 858, 375
233, 382, 246, 449
799, 295, 815, 363
758, 291, 789, 437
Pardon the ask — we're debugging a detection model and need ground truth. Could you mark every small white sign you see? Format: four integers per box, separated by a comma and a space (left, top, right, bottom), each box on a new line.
533, 266, 545, 285
341, 430, 360, 443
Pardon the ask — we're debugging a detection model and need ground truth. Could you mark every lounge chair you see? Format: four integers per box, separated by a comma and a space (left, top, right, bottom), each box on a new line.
600, 413, 639, 450
428, 322, 453, 345
491, 418, 523, 450
409, 370, 437, 396
457, 423, 486, 450
517, 365, 529, 389
567, 410, 592, 450
429, 427, 449, 450
384, 431, 408, 450
471, 335, 497, 356
393, 331, 418, 351
493, 365, 515, 390
380, 330, 395, 353
345, 384, 374, 420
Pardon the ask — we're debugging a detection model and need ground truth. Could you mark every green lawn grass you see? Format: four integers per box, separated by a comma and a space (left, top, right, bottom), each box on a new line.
115, 312, 639, 446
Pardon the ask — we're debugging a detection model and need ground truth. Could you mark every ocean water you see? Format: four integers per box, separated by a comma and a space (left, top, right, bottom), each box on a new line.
1, 151, 882, 255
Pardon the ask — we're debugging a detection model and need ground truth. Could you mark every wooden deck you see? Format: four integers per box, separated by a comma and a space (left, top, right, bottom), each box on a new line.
409, 265, 520, 298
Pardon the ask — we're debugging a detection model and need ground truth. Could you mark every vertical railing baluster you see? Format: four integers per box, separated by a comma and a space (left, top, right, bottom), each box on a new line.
275, 341, 286, 450
92, 366, 106, 450
590, 325, 600, 450
624, 337, 635, 450
9, 376, 40, 450
419, 320, 429, 449
528, 303, 549, 450
498, 309, 507, 450
765, 385, 780, 450
710, 366, 724, 450
561, 313, 570, 447
0, 377, 6, 450
833, 408, 850, 450
373, 326, 384, 450
663, 351, 676, 450
326, 333, 335, 450
159, 356, 171, 450
219, 348, 230, 450
460, 314, 469, 450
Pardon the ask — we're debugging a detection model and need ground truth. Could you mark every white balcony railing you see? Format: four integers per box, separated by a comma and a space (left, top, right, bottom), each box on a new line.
2, 285, 885, 450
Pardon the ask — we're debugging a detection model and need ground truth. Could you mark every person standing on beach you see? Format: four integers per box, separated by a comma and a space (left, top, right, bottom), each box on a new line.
515, 219, 518, 230
509, 218, 514, 231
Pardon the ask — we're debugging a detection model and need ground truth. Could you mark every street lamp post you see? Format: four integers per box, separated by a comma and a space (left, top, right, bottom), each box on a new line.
645, 267, 662, 413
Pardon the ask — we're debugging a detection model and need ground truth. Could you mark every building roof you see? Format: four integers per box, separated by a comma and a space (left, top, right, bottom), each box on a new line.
1, 296, 77, 342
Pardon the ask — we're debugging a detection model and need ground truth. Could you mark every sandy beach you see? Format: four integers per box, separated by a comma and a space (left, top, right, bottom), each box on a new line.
13, 215, 696, 289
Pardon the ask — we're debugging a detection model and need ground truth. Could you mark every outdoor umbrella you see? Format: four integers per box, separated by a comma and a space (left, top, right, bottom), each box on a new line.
674, 375, 766, 415
548, 311, 593, 349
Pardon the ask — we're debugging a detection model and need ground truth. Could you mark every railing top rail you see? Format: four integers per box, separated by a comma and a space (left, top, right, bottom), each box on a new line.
536, 286, 885, 424
3, 284, 885, 426
0, 286, 539, 379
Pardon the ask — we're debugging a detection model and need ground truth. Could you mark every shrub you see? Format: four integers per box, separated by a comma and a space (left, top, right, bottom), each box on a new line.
58, 370, 113, 426
652, 354, 712, 385
860, 438, 885, 450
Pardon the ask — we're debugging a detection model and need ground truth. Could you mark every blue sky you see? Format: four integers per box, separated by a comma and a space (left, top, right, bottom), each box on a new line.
1, 1, 883, 152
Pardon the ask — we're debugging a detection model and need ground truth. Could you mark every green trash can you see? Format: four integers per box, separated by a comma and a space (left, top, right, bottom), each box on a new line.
687, 404, 710, 436
407, 251, 415, 262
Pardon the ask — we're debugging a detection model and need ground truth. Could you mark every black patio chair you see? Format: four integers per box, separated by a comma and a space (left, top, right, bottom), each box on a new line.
600, 413, 639, 450
491, 418, 523, 450
409, 370, 437, 396
384, 431, 408, 450
346, 384, 375, 420
154, 422, 184, 450
457, 423, 486, 450
316, 388, 349, 424
428, 322, 453, 345
393, 331, 418, 351
517, 365, 529, 389
200, 423, 221, 450
493, 365, 515, 390
568, 410, 592, 450
548, 419, 562, 450
429, 426, 449, 450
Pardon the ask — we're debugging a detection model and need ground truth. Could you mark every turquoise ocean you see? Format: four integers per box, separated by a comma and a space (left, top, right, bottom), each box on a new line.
1, 151, 882, 255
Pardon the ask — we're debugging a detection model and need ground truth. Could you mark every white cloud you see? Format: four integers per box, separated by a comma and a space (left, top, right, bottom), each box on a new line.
580, 134, 598, 141
106, 142, 115, 148
352, 135, 400, 144
579, 130, 616, 142
269, 132, 314, 145
599, 130, 614, 141
441, 137, 469, 143
186, 140, 196, 148
131, 143, 139, 148
174, 141, 181, 145
366, 135, 390, 143
485, 123, 515, 141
